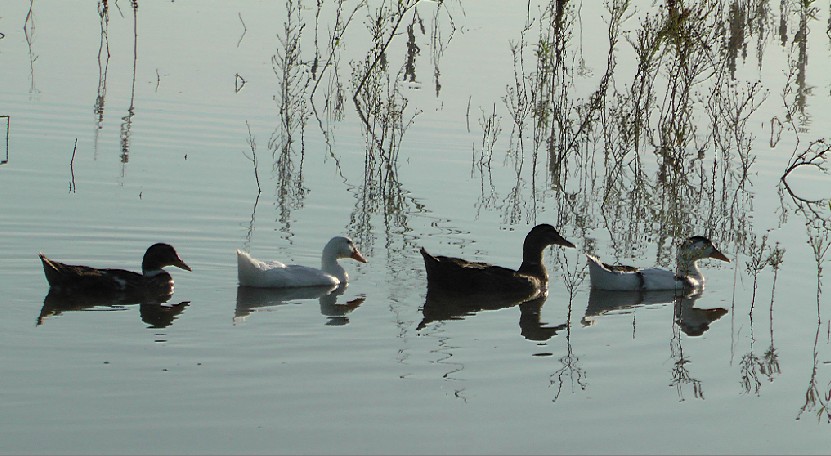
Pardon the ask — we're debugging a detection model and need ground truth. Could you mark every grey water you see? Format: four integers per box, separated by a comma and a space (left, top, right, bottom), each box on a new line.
1, 1, 830, 454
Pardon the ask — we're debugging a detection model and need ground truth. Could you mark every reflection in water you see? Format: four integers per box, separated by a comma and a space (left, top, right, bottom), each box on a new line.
38, 291, 189, 329
582, 289, 678, 328
241, 122, 262, 252
417, 288, 566, 342
481, 1, 774, 267
234, 284, 365, 326
583, 289, 727, 337
673, 293, 728, 337
669, 293, 725, 401
270, 0, 310, 237
118, 2, 139, 171
1, 115, 8, 166
24, 0, 38, 95
796, 221, 830, 421
93, 0, 110, 158
548, 322, 586, 403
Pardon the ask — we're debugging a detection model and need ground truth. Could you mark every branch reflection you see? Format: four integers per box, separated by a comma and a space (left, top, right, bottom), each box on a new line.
118, 1, 139, 175
93, 0, 110, 158
270, 0, 311, 237
669, 293, 728, 401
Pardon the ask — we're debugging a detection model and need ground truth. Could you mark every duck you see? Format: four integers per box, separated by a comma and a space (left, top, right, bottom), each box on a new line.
39, 243, 191, 295
237, 236, 367, 288
419, 223, 576, 298
586, 236, 730, 291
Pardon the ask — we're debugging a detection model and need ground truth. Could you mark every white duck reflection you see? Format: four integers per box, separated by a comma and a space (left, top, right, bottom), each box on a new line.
583, 288, 727, 336
234, 284, 365, 326
417, 288, 567, 341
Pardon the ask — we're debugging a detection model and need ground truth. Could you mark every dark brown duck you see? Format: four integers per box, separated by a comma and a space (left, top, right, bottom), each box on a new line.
420, 224, 575, 297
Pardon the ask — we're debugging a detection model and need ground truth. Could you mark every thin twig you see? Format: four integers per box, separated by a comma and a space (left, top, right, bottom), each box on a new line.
69, 138, 78, 193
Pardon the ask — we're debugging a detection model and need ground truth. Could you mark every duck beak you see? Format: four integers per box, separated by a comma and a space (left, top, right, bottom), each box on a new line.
557, 236, 576, 249
173, 258, 193, 271
351, 248, 368, 264
709, 248, 730, 262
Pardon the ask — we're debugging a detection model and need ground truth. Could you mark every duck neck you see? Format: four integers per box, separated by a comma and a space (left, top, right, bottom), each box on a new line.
517, 240, 548, 283
142, 267, 170, 278
676, 253, 703, 284
321, 253, 347, 282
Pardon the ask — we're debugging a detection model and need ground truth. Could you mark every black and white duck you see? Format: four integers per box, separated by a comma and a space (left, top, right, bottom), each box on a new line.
586, 236, 729, 291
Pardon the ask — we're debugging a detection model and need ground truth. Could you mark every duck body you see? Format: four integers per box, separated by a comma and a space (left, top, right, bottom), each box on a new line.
237, 236, 367, 288
586, 236, 729, 291
420, 224, 575, 297
39, 243, 191, 297
420, 251, 544, 297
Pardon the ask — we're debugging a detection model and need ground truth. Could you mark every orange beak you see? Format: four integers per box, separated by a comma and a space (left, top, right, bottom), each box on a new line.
351, 248, 368, 264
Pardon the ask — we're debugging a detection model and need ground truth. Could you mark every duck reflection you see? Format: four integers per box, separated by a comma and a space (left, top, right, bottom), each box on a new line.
417, 288, 567, 341
234, 284, 365, 326
583, 289, 727, 336
38, 290, 189, 329
673, 293, 728, 337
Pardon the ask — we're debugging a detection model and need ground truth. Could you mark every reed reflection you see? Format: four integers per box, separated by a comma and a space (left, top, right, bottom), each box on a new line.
118, 1, 139, 172
549, 293, 586, 404
1, 115, 8, 166
234, 284, 365, 326
270, 0, 311, 236
93, 0, 110, 158
484, 0, 766, 266
24, 0, 37, 96
796, 223, 830, 421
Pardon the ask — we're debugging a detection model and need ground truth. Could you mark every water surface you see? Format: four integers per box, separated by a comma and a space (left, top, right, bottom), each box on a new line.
1, 1, 830, 454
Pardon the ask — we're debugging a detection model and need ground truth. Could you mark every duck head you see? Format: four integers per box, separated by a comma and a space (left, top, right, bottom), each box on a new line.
142, 243, 192, 277
679, 236, 730, 263
517, 224, 575, 282
323, 236, 368, 264
524, 224, 576, 251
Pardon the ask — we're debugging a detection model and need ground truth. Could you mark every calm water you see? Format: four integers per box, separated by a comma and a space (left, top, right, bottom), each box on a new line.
1, 1, 830, 454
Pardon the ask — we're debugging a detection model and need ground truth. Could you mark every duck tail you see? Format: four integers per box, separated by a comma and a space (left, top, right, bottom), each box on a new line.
585, 254, 603, 269
236, 250, 256, 286
585, 254, 609, 288
38, 253, 61, 286
419, 247, 439, 281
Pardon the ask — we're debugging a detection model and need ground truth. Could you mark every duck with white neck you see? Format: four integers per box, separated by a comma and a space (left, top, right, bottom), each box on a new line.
586, 236, 730, 291
237, 236, 367, 288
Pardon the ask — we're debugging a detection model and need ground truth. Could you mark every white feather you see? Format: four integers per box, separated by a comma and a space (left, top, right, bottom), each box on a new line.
237, 250, 340, 288
236, 236, 366, 288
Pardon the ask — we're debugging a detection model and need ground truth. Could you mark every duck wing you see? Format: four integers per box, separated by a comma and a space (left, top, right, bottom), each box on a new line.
39, 254, 145, 294
237, 250, 339, 288
420, 248, 540, 294
586, 254, 689, 291
586, 254, 645, 290
639, 268, 689, 291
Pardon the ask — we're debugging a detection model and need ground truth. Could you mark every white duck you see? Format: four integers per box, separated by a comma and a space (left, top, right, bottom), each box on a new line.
237, 236, 367, 288
586, 236, 729, 291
